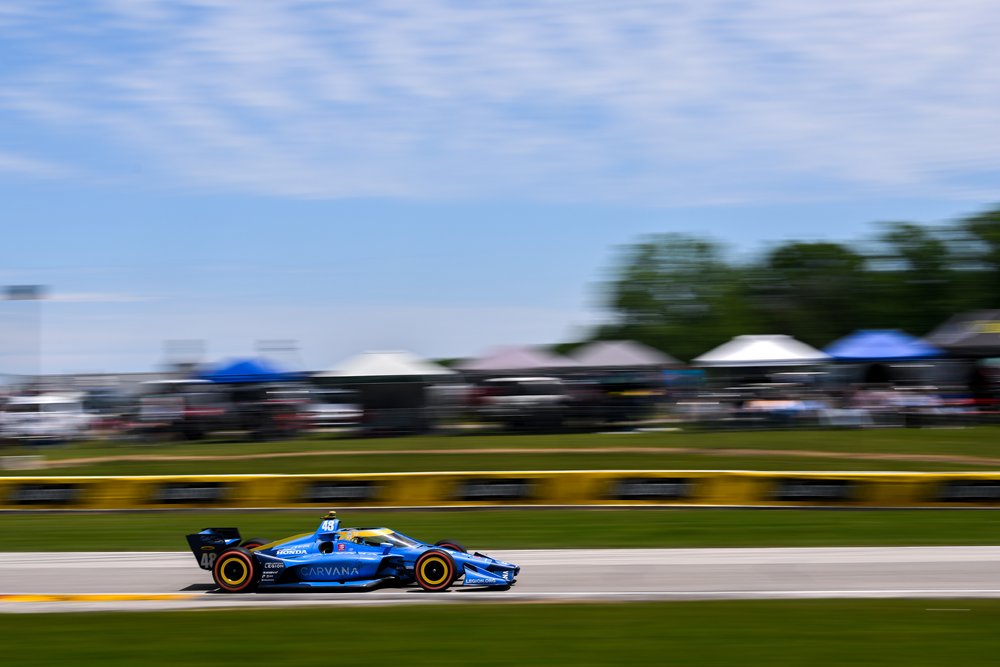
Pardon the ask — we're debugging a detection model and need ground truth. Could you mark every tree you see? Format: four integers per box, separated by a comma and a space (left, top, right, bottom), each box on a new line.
869, 221, 955, 333
595, 206, 1000, 359
962, 207, 1000, 305
749, 241, 869, 345
599, 234, 754, 360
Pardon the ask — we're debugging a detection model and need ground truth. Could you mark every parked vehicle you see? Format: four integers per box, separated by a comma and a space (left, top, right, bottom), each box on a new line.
304, 388, 362, 428
475, 376, 569, 429
228, 383, 309, 440
0, 393, 93, 442
131, 380, 230, 441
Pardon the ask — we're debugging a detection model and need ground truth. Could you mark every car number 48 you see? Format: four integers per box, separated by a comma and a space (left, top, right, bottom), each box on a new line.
201, 553, 217, 568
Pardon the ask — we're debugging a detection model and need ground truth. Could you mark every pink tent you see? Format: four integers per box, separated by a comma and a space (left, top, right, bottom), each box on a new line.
456, 346, 579, 372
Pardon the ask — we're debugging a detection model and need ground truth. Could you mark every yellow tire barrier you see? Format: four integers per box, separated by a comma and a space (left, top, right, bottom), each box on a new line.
3, 471, 1000, 509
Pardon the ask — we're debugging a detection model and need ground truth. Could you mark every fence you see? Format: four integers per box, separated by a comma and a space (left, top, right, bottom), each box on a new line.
4, 471, 1000, 509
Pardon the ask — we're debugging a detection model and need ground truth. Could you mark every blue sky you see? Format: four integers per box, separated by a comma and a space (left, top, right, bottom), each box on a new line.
1, 1, 998, 373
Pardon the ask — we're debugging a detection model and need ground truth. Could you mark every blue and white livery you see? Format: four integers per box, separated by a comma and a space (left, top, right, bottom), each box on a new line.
185, 511, 520, 593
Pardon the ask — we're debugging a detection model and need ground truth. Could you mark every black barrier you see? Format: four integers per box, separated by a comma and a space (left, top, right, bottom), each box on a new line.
154, 482, 228, 504
299, 480, 380, 504
772, 478, 856, 502
8, 483, 81, 506
935, 480, 1000, 503
609, 477, 693, 501
454, 478, 536, 502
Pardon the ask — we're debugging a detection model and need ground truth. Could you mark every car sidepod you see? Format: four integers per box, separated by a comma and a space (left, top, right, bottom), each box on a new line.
255, 550, 406, 589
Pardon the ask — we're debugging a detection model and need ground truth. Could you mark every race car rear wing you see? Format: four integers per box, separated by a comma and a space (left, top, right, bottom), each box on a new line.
185, 527, 242, 570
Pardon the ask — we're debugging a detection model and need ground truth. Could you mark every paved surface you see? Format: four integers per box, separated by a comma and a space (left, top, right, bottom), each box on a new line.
2, 547, 1000, 612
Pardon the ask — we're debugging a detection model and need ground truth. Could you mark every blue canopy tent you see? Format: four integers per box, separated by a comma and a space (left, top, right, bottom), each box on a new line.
197, 358, 295, 384
825, 330, 941, 362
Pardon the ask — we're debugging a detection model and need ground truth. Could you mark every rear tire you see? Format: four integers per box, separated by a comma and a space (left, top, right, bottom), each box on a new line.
213, 547, 259, 593
240, 537, 270, 549
433, 539, 467, 553
414, 549, 456, 592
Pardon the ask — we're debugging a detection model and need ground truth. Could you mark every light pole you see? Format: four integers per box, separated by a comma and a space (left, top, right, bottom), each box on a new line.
256, 339, 302, 372
163, 339, 206, 376
5, 285, 46, 388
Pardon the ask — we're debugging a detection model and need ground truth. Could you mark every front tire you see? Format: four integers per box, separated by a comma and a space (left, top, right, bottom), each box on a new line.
212, 547, 259, 593
433, 539, 467, 553
414, 549, 456, 592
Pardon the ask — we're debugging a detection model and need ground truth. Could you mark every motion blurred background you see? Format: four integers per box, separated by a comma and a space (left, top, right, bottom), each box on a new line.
3, 2, 1000, 665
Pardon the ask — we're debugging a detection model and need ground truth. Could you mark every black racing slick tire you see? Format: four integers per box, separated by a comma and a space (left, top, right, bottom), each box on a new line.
433, 539, 467, 553
240, 537, 270, 550
414, 549, 457, 592
212, 547, 260, 593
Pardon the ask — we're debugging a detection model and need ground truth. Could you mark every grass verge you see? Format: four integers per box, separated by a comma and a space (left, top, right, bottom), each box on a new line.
13, 451, 1000, 476
36, 426, 1000, 459
7, 427, 1000, 476
2, 601, 1000, 666
3, 508, 1000, 551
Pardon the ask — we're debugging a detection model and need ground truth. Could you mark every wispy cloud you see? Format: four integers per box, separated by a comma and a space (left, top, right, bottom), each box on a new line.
0, 1, 998, 203
0, 149, 67, 178
46, 292, 152, 304
24, 300, 593, 373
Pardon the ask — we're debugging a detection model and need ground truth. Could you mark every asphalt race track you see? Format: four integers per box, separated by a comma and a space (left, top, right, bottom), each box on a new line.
2, 547, 1000, 612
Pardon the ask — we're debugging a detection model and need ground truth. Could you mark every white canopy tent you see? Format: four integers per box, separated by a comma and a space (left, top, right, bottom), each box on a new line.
315, 351, 459, 434
693, 335, 830, 367
316, 351, 455, 379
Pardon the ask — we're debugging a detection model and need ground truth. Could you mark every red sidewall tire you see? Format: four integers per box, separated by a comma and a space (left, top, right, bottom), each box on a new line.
433, 539, 467, 553
213, 548, 258, 593
415, 549, 456, 592
241, 538, 270, 550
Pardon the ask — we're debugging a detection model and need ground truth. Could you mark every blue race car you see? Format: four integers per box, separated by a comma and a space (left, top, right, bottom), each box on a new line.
185, 511, 520, 593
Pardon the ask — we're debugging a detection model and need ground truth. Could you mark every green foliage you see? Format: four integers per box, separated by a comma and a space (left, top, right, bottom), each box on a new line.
964, 208, 1000, 299
6, 508, 1000, 551
600, 205, 1000, 358
597, 233, 756, 359
752, 241, 869, 345
867, 221, 957, 333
